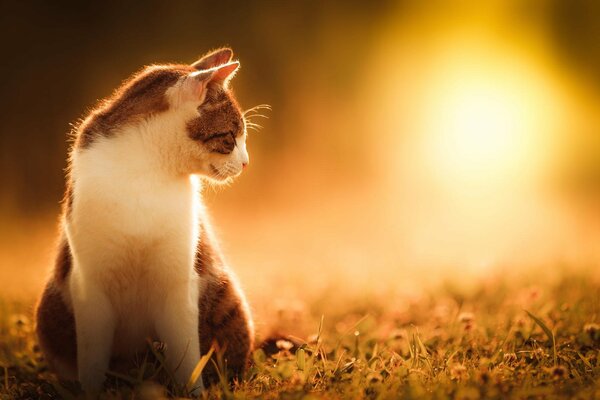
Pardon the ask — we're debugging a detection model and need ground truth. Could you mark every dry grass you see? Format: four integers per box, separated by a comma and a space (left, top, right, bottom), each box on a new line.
0, 266, 598, 399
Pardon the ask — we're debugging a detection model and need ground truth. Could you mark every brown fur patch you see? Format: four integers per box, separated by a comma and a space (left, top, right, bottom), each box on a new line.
35, 280, 78, 380
62, 180, 74, 217
194, 221, 253, 383
75, 64, 195, 149
54, 236, 72, 285
206, 132, 237, 154
186, 85, 244, 154
198, 272, 253, 384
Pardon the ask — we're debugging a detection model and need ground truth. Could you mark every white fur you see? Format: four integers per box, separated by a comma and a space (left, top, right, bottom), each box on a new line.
65, 74, 248, 394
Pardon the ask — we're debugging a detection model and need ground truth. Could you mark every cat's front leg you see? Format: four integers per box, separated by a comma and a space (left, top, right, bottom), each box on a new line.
70, 273, 116, 396
154, 286, 203, 394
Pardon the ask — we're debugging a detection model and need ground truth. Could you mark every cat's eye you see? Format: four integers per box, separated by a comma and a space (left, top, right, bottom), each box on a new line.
205, 131, 235, 141
203, 131, 237, 154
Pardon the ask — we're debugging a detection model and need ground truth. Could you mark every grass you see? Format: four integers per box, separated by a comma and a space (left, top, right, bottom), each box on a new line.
0, 269, 599, 399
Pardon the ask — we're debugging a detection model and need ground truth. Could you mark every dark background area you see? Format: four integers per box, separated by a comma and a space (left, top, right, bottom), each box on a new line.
0, 0, 599, 216
0, 0, 393, 214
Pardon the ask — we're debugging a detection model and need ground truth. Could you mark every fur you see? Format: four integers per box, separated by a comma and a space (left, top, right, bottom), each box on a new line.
35, 48, 254, 395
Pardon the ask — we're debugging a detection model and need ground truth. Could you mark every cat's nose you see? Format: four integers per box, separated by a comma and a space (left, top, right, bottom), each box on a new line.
242, 162, 248, 169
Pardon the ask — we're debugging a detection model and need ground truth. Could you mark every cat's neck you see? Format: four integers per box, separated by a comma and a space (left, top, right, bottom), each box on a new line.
69, 118, 203, 236
72, 114, 191, 186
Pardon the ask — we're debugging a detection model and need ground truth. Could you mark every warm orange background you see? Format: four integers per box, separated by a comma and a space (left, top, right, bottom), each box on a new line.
1, 2, 599, 332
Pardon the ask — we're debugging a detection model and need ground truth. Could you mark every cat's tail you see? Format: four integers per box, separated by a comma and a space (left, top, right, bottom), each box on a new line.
256, 333, 304, 357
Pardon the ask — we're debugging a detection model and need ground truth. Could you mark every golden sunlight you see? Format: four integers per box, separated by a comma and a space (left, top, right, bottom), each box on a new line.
2, 2, 600, 397
362, 8, 594, 273
418, 39, 565, 189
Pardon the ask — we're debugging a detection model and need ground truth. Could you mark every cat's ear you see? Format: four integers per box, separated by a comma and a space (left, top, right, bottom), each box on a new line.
181, 70, 212, 101
182, 62, 240, 100
190, 61, 239, 86
209, 61, 239, 86
192, 48, 233, 70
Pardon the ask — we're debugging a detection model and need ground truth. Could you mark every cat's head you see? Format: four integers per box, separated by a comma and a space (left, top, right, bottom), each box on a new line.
168, 49, 248, 182
77, 48, 251, 182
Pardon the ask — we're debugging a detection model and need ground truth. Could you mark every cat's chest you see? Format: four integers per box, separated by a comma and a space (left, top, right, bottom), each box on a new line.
69, 172, 199, 282
68, 196, 199, 301
72, 158, 196, 231
67, 139, 203, 287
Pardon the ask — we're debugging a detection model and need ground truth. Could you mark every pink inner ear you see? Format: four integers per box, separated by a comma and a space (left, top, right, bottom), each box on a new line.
213, 51, 233, 67
211, 62, 239, 83
192, 48, 233, 70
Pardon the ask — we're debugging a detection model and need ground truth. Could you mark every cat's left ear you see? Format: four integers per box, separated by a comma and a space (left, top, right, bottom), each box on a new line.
207, 61, 239, 86
190, 61, 239, 86
192, 48, 234, 70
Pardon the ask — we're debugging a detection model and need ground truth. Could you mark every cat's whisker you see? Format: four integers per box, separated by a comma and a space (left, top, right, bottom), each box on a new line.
245, 122, 263, 129
243, 105, 269, 135
246, 112, 269, 117
244, 113, 269, 120
244, 108, 270, 115
250, 104, 271, 109
244, 120, 264, 134
243, 104, 271, 116
243, 105, 271, 121
245, 127, 262, 134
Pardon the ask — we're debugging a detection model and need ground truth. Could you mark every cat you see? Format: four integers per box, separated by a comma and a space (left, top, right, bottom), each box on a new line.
35, 48, 254, 396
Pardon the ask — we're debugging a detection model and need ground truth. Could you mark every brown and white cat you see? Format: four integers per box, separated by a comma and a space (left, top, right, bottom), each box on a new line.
35, 48, 254, 395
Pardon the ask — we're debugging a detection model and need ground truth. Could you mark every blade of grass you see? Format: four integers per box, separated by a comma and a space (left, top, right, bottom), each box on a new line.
187, 346, 215, 391
415, 333, 433, 373
316, 314, 324, 344
415, 333, 429, 356
331, 350, 346, 376
525, 310, 556, 366
577, 352, 593, 369
296, 348, 306, 371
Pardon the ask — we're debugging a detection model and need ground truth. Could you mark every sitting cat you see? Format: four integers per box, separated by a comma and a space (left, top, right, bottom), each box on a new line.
35, 48, 254, 395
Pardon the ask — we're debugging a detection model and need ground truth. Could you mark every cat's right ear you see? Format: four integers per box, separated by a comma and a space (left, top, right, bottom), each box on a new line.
180, 70, 213, 102
192, 48, 233, 70
182, 62, 240, 101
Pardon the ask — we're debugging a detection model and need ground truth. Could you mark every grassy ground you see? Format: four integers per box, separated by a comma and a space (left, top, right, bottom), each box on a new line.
0, 269, 599, 399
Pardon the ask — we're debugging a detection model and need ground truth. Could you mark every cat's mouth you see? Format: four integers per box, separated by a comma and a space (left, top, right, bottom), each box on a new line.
208, 163, 243, 182
209, 164, 222, 176
209, 163, 233, 181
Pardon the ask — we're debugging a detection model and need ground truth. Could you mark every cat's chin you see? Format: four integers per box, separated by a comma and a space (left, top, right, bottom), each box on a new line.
200, 170, 239, 184
204, 175, 235, 185
189, 162, 243, 184
206, 163, 243, 183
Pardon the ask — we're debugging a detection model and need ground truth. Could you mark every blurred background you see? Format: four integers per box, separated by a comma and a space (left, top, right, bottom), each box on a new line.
1, 1, 599, 332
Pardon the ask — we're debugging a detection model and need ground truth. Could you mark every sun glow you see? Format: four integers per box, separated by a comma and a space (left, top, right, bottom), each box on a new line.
431, 79, 526, 180
418, 43, 563, 188
364, 23, 582, 270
